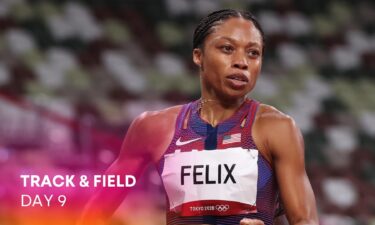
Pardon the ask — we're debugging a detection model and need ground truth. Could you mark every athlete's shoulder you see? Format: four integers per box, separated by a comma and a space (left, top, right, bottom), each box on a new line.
120, 104, 185, 158
127, 104, 185, 139
254, 103, 303, 162
256, 103, 297, 129
254, 104, 300, 144
135, 104, 183, 127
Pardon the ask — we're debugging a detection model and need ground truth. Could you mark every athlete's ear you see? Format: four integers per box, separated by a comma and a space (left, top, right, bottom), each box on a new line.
193, 48, 203, 71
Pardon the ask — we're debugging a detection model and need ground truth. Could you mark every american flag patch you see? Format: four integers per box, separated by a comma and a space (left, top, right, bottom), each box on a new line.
222, 133, 241, 144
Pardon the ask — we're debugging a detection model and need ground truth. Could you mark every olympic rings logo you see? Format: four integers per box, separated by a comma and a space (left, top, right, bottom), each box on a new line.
215, 204, 229, 212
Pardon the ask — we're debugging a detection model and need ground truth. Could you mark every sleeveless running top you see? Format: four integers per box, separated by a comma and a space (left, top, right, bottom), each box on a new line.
157, 99, 280, 225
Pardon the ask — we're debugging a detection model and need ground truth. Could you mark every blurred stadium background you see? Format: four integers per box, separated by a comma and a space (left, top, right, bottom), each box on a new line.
0, 0, 374, 225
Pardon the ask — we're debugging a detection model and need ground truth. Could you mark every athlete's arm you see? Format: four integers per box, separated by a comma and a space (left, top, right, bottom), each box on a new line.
78, 108, 179, 225
78, 113, 152, 225
239, 215, 289, 225
240, 218, 265, 225
262, 107, 318, 225
273, 215, 289, 225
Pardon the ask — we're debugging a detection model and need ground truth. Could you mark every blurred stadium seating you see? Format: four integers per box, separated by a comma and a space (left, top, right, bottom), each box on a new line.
0, 0, 374, 224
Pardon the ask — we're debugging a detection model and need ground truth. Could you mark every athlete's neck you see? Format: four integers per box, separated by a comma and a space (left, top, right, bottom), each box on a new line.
199, 97, 246, 127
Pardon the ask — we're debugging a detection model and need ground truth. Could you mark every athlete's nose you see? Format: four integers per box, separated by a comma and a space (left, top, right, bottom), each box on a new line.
232, 51, 248, 70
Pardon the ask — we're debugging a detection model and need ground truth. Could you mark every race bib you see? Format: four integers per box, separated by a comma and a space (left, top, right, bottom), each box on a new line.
161, 147, 258, 216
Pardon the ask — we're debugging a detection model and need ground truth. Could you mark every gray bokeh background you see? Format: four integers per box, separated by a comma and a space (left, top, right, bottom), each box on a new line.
0, 0, 374, 224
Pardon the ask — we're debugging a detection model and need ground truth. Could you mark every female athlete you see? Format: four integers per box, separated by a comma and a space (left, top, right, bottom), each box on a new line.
79, 9, 318, 225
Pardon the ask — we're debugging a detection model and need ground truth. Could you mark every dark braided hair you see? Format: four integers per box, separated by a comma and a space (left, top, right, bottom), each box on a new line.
193, 9, 265, 50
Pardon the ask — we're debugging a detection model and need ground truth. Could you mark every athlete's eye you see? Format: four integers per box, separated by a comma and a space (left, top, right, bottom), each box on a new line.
220, 45, 234, 54
247, 49, 260, 58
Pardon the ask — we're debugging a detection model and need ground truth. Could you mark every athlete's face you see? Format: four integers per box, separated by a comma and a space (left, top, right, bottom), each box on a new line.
193, 17, 263, 101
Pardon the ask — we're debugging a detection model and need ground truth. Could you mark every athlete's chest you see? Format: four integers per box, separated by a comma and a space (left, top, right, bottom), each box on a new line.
157, 100, 264, 216
171, 99, 256, 152
174, 129, 245, 151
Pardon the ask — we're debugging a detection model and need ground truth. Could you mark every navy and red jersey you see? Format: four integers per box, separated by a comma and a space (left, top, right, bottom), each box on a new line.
157, 99, 280, 225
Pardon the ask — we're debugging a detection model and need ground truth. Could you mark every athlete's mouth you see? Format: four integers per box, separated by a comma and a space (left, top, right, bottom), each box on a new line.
226, 73, 249, 83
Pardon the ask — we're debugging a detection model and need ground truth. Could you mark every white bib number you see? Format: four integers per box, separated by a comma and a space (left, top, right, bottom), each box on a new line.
161, 147, 259, 216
